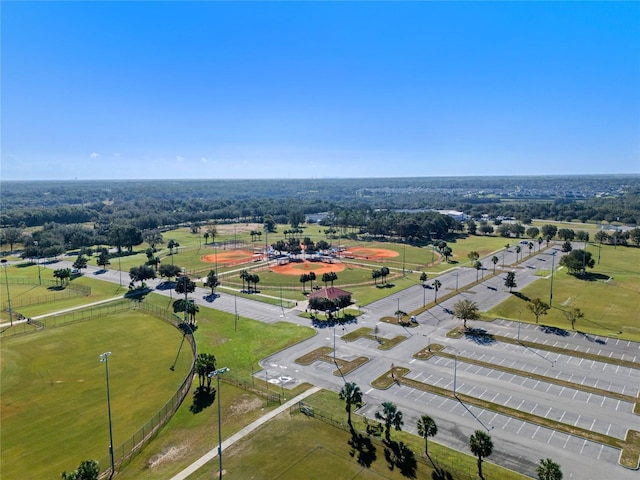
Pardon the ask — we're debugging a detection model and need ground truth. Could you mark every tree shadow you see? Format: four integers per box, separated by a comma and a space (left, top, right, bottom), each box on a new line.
511, 291, 530, 302
432, 467, 454, 480
579, 272, 611, 282
348, 431, 377, 468
539, 325, 569, 337
203, 293, 220, 303
383, 440, 417, 478
124, 287, 151, 300
190, 386, 215, 414
464, 328, 495, 345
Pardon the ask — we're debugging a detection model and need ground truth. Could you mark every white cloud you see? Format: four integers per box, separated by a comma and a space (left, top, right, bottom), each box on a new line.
176, 155, 185, 162
200, 157, 208, 163
90, 152, 101, 158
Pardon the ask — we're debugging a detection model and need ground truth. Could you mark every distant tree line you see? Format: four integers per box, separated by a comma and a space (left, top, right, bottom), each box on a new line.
2, 177, 638, 229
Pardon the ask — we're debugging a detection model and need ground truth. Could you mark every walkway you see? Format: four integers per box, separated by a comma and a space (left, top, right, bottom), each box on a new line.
168, 386, 321, 480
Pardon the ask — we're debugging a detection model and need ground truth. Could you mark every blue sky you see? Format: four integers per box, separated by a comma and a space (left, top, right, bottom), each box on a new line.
2, 1, 639, 181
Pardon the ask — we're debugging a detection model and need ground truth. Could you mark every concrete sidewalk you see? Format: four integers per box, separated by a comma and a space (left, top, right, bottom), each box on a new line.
0, 295, 126, 328
168, 386, 321, 480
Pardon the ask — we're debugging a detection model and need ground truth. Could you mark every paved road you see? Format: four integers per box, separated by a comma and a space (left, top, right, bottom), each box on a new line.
32, 244, 639, 479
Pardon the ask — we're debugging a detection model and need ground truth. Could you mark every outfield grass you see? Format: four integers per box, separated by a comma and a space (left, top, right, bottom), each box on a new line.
486, 243, 640, 341
1, 310, 193, 479
0, 262, 127, 323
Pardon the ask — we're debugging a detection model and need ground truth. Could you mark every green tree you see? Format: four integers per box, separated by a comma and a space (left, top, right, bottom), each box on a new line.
72, 254, 88, 273
491, 255, 499, 273
417, 414, 438, 456
419, 272, 428, 285
175, 275, 197, 297
468, 251, 480, 263
527, 298, 550, 324
432, 279, 441, 303
526, 226, 540, 239
339, 382, 363, 431
128, 265, 156, 288
142, 229, 164, 250
204, 270, 219, 294
541, 224, 558, 239
469, 429, 493, 479
565, 306, 584, 330
239, 269, 249, 292
442, 246, 453, 262
380, 266, 390, 284
375, 401, 404, 443
371, 269, 381, 285
559, 249, 594, 275
96, 249, 110, 270
159, 264, 181, 282
1, 227, 24, 251
515, 245, 521, 261
61, 459, 99, 480
53, 268, 71, 286
536, 458, 563, 480
453, 298, 480, 329
195, 353, 217, 388
561, 240, 573, 253
308, 271, 316, 290
505, 271, 517, 292
474, 260, 483, 282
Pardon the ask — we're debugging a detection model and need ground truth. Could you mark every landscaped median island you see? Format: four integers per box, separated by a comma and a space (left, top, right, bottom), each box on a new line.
294, 346, 369, 376
341, 326, 408, 350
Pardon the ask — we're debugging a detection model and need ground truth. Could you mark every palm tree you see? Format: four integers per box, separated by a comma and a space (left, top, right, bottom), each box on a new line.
419, 272, 428, 285
204, 270, 219, 294
239, 269, 249, 292
416, 415, 437, 455
536, 458, 563, 480
375, 402, 404, 443
371, 269, 381, 285
491, 255, 499, 273
300, 273, 309, 292
474, 260, 482, 282
339, 382, 363, 431
453, 298, 480, 329
469, 429, 493, 479
432, 279, 441, 303
309, 271, 316, 290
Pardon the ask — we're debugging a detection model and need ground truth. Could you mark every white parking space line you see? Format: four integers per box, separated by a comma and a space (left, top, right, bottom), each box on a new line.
597, 444, 604, 460
574, 415, 581, 426
532, 426, 540, 439
580, 439, 588, 454
547, 431, 555, 444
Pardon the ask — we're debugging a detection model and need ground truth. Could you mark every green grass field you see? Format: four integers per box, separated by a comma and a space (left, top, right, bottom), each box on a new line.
183, 389, 527, 480
486, 242, 640, 340
0, 311, 194, 479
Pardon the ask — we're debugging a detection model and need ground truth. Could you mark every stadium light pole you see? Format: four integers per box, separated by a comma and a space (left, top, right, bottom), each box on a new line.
181, 267, 188, 325
549, 251, 556, 307
99, 352, 115, 478
1, 259, 13, 326
209, 367, 230, 480
34, 241, 42, 285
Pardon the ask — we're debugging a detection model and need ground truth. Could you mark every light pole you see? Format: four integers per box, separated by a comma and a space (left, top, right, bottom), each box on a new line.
99, 352, 115, 478
549, 251, 556, 307
1, 259, 13, 326
455, 270, 459, 291
453, 354, 458, 395
181, 267, 188, 325
208, 367, 230, 480
34, 241, 41, 285
333, 324, 336, 363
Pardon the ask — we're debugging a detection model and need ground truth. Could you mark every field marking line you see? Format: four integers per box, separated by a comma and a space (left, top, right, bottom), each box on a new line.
169, 386, 322, 480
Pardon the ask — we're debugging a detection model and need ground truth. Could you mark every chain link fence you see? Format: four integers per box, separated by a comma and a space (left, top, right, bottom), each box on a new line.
0, 276, 91, 310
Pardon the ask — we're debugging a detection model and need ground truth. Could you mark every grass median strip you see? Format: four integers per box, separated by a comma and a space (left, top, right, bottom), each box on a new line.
294, 346, 369, 376
372, 366, 640, 470
341, 326, 408, 350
